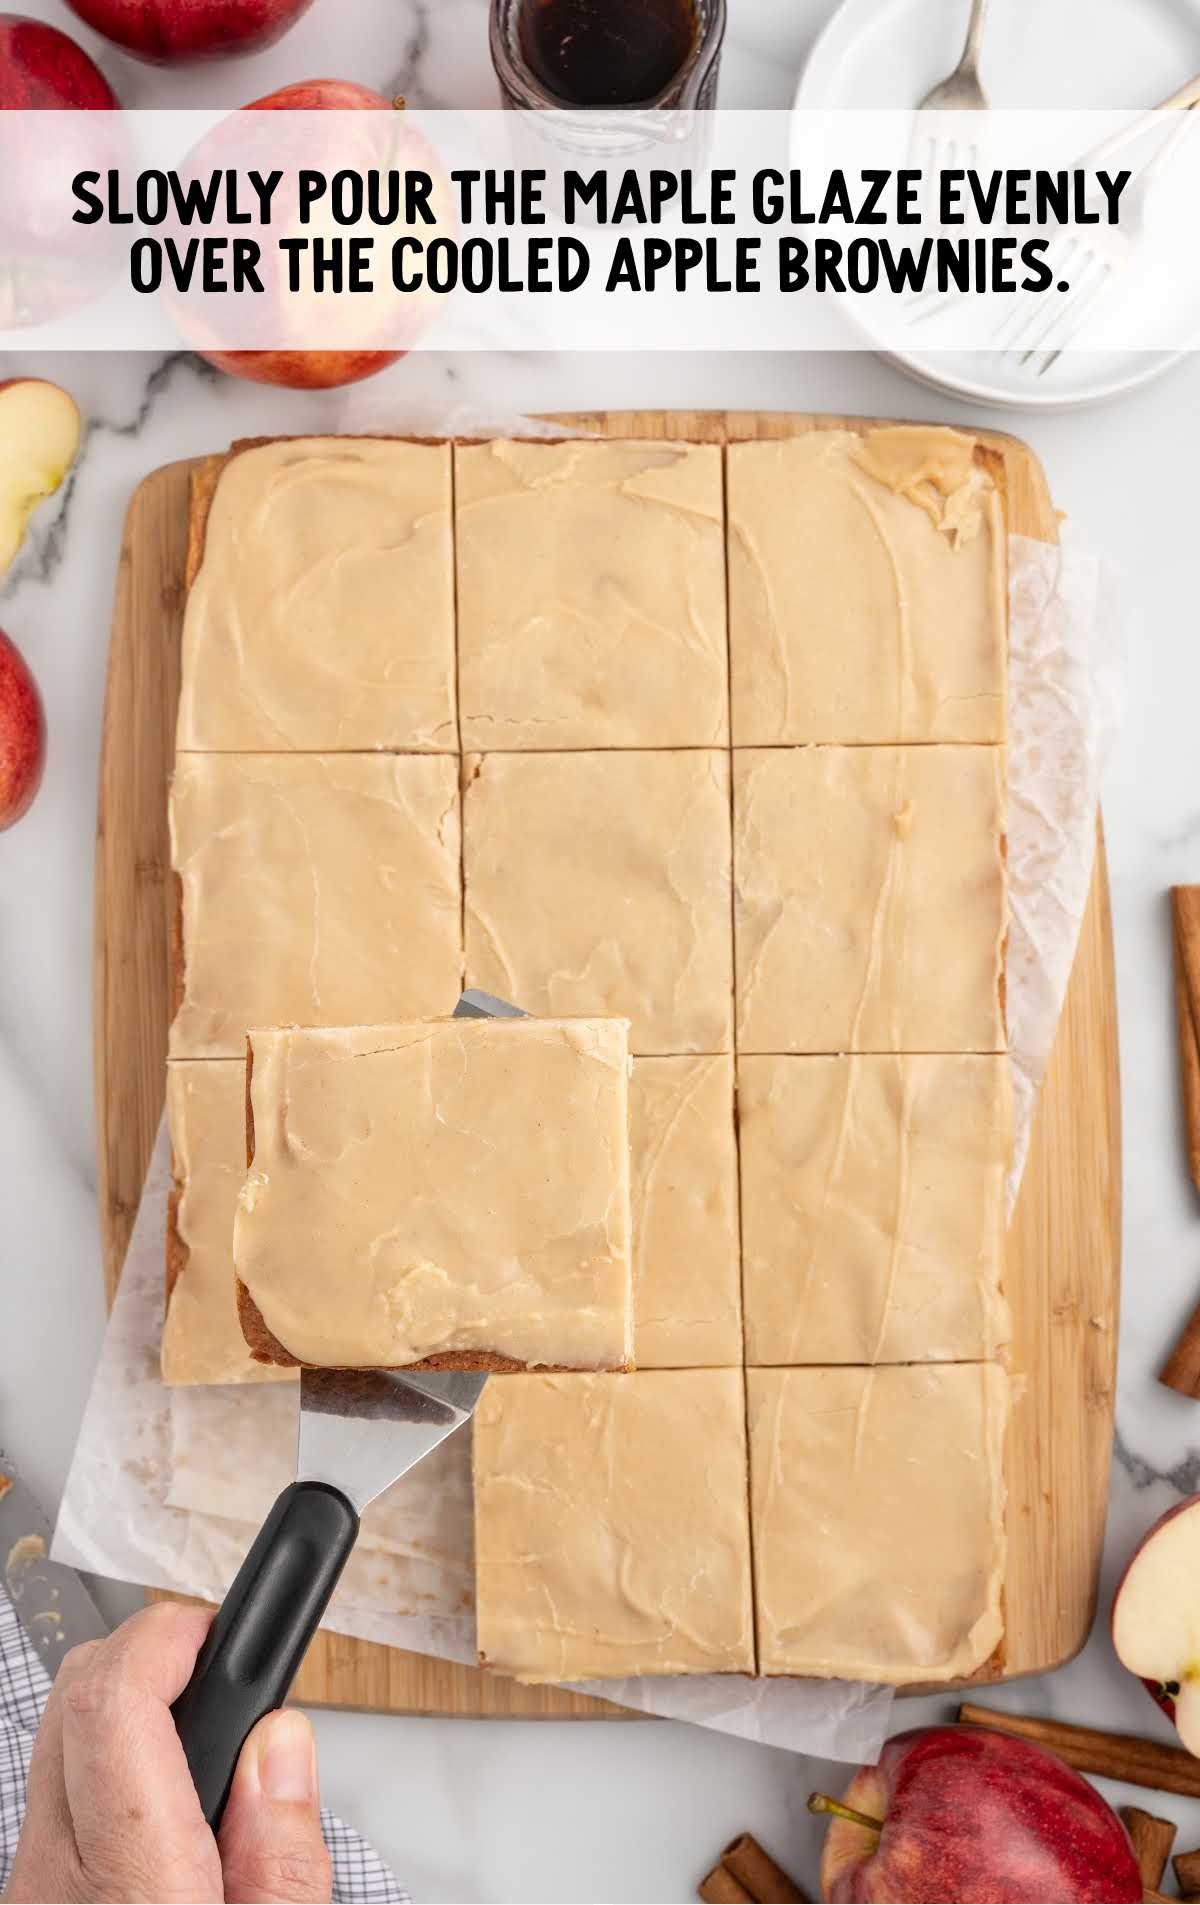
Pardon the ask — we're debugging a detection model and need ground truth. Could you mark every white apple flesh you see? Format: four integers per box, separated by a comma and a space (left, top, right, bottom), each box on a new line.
0, 379, 81, 575
1112, 1495, 1200, 1751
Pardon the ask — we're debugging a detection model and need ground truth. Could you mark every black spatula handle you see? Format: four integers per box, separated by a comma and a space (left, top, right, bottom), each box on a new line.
171, 1478, 359, 1829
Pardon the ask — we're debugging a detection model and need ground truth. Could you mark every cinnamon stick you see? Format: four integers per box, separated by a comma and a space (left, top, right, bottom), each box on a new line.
699, 1865, 753, 1905
1119, 1807, 1176, 1889
957, 1704, 1200, 1799
1164, 891, 1200, 1395
1161, 1288, 1200, 1399
1175, 1846, 1200, 1897
720, 1832, 808, 1904
1173, 886, 1200, 1197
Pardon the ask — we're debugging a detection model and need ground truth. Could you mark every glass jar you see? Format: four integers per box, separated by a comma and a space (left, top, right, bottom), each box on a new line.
490, 0, 726, 116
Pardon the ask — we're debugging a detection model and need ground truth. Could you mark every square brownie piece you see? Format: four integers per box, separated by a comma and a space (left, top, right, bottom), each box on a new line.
456, 439, 728, 750
464, 750, 733, 1054
734, 746, 1005, 1053
747, 1364, 1007, 1682
178, 439, 456, 752
474, 1371, 755, 1680
727, 429, 1005, 745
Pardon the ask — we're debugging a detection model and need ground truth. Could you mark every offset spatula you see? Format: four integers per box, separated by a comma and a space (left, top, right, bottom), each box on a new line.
172, 990, 523, 1827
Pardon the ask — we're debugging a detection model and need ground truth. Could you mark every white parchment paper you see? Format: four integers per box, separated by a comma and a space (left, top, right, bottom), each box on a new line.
1005, 532, 1121, 1196
53, 461, 1119, 1766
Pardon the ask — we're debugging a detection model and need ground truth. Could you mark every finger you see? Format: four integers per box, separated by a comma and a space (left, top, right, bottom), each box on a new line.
25, 1639, 102, 1837
60, 1603, 222, 1902
219, 1708, 332, 1905
3, 1641, 101, 1902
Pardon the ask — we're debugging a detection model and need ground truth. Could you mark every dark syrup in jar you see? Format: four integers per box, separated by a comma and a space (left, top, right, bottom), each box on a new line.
518, 0, 698, 106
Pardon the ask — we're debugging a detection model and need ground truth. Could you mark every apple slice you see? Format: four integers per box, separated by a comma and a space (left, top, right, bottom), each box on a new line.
0, 379, 81, 575
1113, 1495, 1200, 1751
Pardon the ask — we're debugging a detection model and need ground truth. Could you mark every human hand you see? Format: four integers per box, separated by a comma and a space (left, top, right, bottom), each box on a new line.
6, 1602, 332, 1903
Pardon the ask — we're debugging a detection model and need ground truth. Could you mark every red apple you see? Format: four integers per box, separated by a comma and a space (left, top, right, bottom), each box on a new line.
197, 77, 401, 391
0, 379, 82, 575
245, 78, 389, 110
0, 17, 122, 326
0, 628, 45, 829
198, 348, 402, 389
1112, 1494, 1200, 1749
184, 80, 446, 392
812, 1725, 1140, 1903
63, 0, 315, 63
0, 12, 117, 105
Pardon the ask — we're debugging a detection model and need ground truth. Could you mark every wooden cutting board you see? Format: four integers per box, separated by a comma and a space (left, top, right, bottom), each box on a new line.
94, 410, 1121, 1718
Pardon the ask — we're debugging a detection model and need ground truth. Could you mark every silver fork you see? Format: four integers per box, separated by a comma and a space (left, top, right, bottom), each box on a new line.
910, 0, 991, 221
1002, 106, 1199, 375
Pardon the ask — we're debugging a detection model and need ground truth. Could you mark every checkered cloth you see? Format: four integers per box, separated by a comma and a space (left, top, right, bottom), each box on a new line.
0, 1589, 406, 1901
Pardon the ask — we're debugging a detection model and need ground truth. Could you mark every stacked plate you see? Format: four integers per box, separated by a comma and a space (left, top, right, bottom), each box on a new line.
795, 0, 1200, 407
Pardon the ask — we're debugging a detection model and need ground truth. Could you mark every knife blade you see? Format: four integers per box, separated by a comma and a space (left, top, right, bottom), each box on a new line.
0, 1454, 109, 1675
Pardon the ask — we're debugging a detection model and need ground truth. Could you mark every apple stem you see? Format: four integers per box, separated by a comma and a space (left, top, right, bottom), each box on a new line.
807, 1793, 883, 1834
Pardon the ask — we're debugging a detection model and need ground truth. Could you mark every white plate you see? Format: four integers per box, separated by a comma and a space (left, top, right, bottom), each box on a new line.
794, 0, 1200, 409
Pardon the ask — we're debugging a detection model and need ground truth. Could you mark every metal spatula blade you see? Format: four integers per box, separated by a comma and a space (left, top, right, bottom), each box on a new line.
172, 991, 518, 1829
297, 1366, 485, 1512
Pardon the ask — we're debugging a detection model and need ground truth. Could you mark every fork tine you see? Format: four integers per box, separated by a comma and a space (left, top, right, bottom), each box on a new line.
1043, 248, 1108, 342
1020, 252, 1106, 367
1004, 303, 1045, 353
996, 262, 1063, 350
998, 235, 1079, 346
1017, 295, 1069, 363
1030, 257, 1111, 372
906, 286, 953, 324
997, 279, 1051, 347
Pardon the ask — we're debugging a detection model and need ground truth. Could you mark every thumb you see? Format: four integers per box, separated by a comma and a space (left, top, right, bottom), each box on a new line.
218, 1709, 332, 1905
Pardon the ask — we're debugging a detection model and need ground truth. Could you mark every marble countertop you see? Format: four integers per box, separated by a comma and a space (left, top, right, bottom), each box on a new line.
4, 0, 1200, 1897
